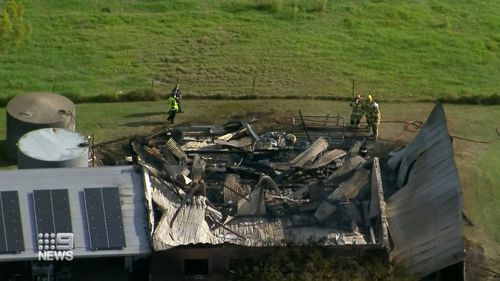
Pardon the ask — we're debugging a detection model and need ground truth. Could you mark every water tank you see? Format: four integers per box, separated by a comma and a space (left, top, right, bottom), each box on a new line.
17, 128, 88, 169
6, 93, 76, 159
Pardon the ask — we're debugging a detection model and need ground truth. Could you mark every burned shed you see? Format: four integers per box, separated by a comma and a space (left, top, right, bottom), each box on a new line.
133, 120, 390, 280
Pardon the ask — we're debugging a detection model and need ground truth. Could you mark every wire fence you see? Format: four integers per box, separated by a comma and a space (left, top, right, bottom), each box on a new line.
1, 74, 499, 105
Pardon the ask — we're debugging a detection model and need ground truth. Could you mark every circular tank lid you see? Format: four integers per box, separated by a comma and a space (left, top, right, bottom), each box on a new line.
6, 92, 75, 124
17, 128, 88, 161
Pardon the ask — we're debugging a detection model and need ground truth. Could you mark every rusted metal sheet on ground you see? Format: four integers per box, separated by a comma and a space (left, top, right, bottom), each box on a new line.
214, 136, 254, 149
153, 195, 217, 250
236, 185, 266, 216
223, 174, 248, 204
386, 103, 463, 276
165, 138, 188, 162
348, 140, 363, 155
314, 201, 337, 222
331, 168, 370, 200
326, 155, 366, 183
290, 137, 329, 168
309, 149, 347, 169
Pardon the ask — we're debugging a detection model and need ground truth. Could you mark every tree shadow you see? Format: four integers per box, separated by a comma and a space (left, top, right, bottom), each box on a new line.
0, 140, 16, 168
124, 112, 165, 118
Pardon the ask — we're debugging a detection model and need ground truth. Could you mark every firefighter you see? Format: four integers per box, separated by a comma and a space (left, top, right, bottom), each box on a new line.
365, 94, 381, 139
365, 94, 374, 132
167, 92, 179, 124
371, 102, 381, 139
171, 84, 183, 113
349, 94, 364, 128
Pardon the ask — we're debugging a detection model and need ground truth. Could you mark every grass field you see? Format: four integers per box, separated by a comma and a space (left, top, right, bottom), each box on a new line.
1, 0, 500, 100
1, 100, 499, 267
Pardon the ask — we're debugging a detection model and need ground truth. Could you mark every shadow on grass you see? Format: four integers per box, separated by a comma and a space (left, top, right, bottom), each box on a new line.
124, 111, 165, 118
120, 121, 166, 127
0, 140, 15, 168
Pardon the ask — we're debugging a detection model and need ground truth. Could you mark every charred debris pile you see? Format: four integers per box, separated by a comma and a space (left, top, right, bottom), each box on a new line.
132, 119, 384, 249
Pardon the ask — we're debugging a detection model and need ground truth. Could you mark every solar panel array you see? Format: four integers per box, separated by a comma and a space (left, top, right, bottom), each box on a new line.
0, 187, 126, 255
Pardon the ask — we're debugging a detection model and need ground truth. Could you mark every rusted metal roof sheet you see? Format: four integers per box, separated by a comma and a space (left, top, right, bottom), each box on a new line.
386, 103, 464, 276
331, 168, 370, 200
309, 149, 347, 169
223, 174, 248, 204
290, 137, 328, 168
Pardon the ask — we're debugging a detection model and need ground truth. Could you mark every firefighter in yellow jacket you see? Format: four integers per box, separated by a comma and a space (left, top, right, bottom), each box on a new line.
349, 95, 364, 128
365, 95, 381, 139
167, 93, 179, 124
371, 102, 381, 139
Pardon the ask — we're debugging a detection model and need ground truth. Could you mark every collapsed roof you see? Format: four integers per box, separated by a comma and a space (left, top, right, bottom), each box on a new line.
135, 117, 389, 251
137, 103, 464, 276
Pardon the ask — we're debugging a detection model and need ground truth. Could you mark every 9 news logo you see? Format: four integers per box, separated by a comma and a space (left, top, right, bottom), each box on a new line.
37, 233, 74, 261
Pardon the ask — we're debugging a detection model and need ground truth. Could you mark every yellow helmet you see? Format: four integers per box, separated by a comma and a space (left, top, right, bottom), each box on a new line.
367, 95, 373, 102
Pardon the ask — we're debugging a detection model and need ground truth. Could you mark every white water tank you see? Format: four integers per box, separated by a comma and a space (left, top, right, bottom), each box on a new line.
17, 128, 88, 169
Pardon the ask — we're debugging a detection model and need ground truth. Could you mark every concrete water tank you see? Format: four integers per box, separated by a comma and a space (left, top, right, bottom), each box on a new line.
17, 128, 88, 169
6, 92, 76, 159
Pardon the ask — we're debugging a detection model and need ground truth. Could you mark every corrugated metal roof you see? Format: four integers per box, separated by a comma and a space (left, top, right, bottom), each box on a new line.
151, 184, 368, 250
386, 103, 464, 275
0, 166, 151, 261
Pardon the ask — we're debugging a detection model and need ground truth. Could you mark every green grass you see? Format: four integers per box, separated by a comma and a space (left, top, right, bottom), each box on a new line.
0, 0, 499, 100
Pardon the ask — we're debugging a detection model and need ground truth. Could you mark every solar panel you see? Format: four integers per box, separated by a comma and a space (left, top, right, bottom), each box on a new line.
51, 189, 72, 233
102, 188, 126, 249
84, 187, 126, 250
0, 191, 25, 253
33, 190, 54, 235
84, 188, 108, 250
33, 189, 72, 237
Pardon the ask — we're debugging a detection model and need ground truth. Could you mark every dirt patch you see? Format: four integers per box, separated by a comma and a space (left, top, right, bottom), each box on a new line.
464, 238, 500, 280
94, 138, 133, 166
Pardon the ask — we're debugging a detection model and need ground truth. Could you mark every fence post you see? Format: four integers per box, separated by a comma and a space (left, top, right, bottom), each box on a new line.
152, 75, 155, 91
352, 79, 355, 98
252, 76, 256, 95
91, 132, 95, 167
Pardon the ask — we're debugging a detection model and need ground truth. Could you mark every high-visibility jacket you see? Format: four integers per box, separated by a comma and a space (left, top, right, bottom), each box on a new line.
168, 96, 178, 111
